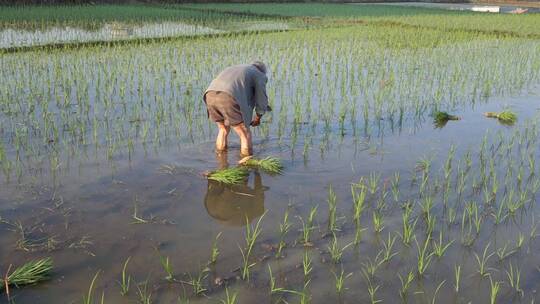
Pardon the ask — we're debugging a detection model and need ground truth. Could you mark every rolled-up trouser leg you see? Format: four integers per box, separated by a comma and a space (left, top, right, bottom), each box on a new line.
204, 91, 243, 126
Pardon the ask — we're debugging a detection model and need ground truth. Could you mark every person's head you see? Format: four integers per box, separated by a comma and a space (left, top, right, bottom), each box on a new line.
251, 61, 267, 75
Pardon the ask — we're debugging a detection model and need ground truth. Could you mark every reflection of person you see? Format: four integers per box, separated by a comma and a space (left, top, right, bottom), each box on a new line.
203, 61, 271, 156
204, 172, 267, 227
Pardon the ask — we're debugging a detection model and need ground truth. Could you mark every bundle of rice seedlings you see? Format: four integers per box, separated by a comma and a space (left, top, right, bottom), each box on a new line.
433, 111, 460, 128
243, 157, 283, 175
2, 257, 53, 291
207, 167, 249, 185
484, 110, 517, 125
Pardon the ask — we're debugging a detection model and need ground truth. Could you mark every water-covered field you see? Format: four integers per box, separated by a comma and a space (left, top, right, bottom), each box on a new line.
1, 3, 540, 304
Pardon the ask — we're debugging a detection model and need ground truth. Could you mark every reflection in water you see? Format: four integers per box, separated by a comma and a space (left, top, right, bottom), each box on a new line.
204, 152, 267, 226
0, 22, 222, 49
0, 21, 291, 49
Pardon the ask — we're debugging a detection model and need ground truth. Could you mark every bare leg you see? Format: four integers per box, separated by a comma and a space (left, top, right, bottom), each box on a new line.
232, 123, 252, 156
216, 122, 230, 152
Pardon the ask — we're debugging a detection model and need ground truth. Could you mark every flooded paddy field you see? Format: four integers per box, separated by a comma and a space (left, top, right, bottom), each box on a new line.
0, 5, 291, 49
1, 4, 540, 304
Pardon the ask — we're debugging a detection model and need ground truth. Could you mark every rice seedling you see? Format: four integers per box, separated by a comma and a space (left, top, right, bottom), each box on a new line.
461, 202, 482, 238
238, 247, 256, 283
14, 231, 59, 253
368, 172, 380, 195
505, 262, 523, 297
244, 212, 266, 258
398, 270, 415, 299
419, 195, 434, 217
209, 232, 222, 264
239, 212, 266, 281
391, 173, 400, 203
444, 145, 455, 178
352, 182, 367, 224
416, 156, 432, 176
327, 185, 338, 234
187, 268, 208, 296
207, 167, 249, 185
419, 174, 431, 196
331, 267, 352, 295
484, 110, 517, 125
267, 265, 283, 295
1, 258, 53, 291
361, 255, 384, 279
447, 207, 457, 225
400, 205, 417, 245
379, 232, 398, 263
242, 156, 283, 174
136, 279, 153, 304
132, 203, 150, 224
220, 287, 238, 304
327, 233, 352, 264
454, 264, 461, 293
297, 282, 310, 304
474, 243, 495, 278
302, 251, 313, 281
363, 272, 382, 304
424, 212, 436, 238
431, 280, 446, 304
372, 211, 385, 233
415, 236, 434, 276
160, 255, 175, 281
489, 276, 501, 304
299, 205, 318, 245
83, 271, 101, 304
492, 198, 508, 225
268, 264, 305, 299
529, 215, 539, 240
514, 232, 525, 250
353, 221, 367, 246
376, 191, 388, 211
119, 257, 131, 296
276, 209, 292, 258
495, 242, 515, 261
505, 189, 523, 215
432, 231, 454, 259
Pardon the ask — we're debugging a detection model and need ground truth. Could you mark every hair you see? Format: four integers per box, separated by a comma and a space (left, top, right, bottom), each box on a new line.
251, 61, 267, 74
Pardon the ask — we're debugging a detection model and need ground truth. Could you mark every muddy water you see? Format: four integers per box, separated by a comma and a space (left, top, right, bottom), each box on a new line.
1, 82, 539, 304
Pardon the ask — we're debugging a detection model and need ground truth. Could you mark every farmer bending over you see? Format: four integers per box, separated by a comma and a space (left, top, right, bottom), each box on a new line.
204, 61, 270, 156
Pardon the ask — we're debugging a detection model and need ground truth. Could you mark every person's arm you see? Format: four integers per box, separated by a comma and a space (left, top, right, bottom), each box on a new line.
251, 73, 268, 127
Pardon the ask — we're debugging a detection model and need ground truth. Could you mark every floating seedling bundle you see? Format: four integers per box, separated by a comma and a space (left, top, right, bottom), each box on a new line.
484, 110, 517, 125
1, 258, 53, 292
207, 167, 249, 185
206, 156, 284, 185
433, 111, 460, 128
241, 156, 284, 175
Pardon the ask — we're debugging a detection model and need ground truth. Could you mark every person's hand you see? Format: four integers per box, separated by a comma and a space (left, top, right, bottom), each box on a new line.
250, 114, 262, 127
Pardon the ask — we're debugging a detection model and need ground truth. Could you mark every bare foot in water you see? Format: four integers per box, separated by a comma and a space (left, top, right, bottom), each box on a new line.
238, 155, 253, 165
240, 149, 253, 159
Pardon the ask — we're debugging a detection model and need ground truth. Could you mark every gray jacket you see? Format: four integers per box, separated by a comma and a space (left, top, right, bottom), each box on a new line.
204, 64, 269, 127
